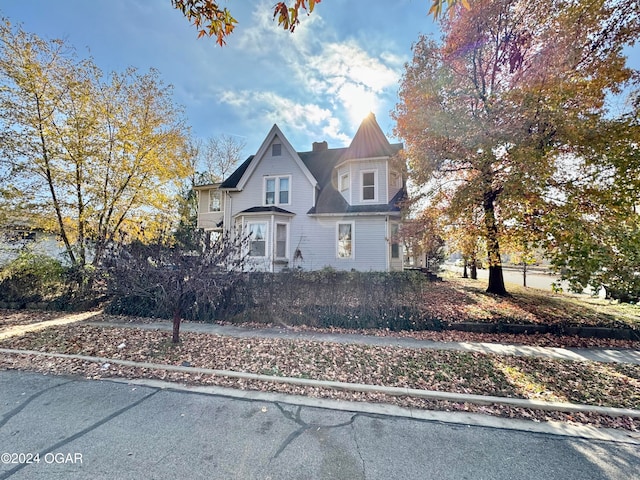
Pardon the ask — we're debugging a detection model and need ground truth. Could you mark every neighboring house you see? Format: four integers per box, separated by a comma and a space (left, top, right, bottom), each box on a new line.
195, 113, 406, 272
0, 225, 64, 266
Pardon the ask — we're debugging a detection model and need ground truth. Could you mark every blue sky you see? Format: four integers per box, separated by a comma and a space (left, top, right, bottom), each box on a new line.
0, 0, 440, 158
1, 1, 637, 163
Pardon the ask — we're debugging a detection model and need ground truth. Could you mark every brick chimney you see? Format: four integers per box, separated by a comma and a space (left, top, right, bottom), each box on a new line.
312, 141, 328, 152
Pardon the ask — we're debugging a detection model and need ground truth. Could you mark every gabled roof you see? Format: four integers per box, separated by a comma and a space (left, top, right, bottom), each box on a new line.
234, 124, 317, 191
298, 147, 347, 188
212, 115, 404, 215
219, 156, 252, 189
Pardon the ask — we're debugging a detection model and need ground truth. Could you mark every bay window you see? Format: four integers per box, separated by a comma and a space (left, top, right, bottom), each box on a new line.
249, 223, 267, 257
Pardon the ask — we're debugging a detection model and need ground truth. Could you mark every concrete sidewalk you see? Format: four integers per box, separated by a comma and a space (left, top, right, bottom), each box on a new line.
2, 315, 639, 442
86, 319, 640, 365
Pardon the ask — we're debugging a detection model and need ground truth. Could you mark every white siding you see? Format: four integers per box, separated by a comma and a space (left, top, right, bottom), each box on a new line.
220, 132, 400, 272
291, 216, 389, 271
350, 159, 388, 206
226, 136, 318, 271
231, 136, 316, 215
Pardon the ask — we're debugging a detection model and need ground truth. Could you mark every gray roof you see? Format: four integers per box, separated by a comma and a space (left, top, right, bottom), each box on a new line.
237, 206, 295, 215
215, 114, 404, 215
341, 112, 400, 160
219, 156, 253, 189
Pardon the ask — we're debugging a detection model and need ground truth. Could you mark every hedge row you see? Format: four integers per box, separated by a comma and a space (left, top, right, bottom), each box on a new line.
106, 270, 441, 331
1, 254, 441, 331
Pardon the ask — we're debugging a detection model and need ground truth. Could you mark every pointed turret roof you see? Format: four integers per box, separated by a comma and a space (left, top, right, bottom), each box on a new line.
212, 116, 405, 216
341, 112, 397, 161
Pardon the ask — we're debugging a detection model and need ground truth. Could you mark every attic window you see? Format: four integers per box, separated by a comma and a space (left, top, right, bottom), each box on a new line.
272, 144, 282, 156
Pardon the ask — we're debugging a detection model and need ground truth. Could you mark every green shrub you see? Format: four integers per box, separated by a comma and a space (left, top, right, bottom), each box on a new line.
0, 252, 66, 304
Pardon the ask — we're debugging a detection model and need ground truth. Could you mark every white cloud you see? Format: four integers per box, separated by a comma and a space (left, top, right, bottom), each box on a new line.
302, 40, 400, 127
219, 89, 350, 145
222, 0, 404, 143
234, 0, 324, 55
307, 41, 399, 93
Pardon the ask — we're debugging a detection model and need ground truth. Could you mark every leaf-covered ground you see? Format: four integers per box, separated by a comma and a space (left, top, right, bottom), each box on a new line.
418, 278, 640, 329
1, 280, 639, 431
1, 322, 638, 432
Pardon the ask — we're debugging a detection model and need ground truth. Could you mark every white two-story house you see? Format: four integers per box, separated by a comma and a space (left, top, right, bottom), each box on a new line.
195, 113, 405, 272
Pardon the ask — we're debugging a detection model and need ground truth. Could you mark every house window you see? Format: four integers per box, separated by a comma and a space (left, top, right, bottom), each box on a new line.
390, 223, 400, 259
362, 170, 377, 201
340, 173, 349, 192
265, 178, 276, 205
249, 223, 267, 257
264, 176, 291, 206
390, 171, 402, 189
208, 190, 221, 212
279, 177, 289, 204
337, 222, 354, 259
276, 223, 288, 258
272, 144, 282, 156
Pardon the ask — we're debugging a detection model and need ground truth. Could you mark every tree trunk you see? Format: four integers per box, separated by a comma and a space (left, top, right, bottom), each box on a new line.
483, 190, 507, 296
172, 308, 181, 344
470, 259, 478, 280
522, 262, 527, 288
462, 259, 469, 278
35, 94, 77, 267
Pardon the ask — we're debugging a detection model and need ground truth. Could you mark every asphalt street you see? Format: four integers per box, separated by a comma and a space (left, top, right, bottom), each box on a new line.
1, 370, 638, 480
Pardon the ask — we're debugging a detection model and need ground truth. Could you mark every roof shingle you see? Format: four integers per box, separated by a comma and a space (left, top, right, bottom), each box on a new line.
211, 114, 404, 215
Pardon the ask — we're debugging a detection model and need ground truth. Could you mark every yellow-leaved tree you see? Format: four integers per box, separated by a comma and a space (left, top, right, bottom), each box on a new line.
0, 20, 191, 274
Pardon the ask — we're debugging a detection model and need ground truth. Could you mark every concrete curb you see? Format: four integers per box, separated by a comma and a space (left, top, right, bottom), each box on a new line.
2, 347, 639, 419
109, 377, 640, 445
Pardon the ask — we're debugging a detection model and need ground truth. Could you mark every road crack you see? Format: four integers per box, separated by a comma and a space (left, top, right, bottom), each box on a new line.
0, 387, 159, 480
351, 419, 367, 479
0, 379, 73, 430
270, 403, 373, 461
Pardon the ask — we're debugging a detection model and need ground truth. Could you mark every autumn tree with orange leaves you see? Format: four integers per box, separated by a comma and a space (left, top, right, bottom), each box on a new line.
171, 0, 322, 45
170, 0, 473, 44
394, 0, 639, 295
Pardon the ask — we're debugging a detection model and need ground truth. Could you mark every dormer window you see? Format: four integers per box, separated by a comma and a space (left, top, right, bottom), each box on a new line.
361, 170, 377, 202
339, 173, 349, 192
272, 143, 282, 156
